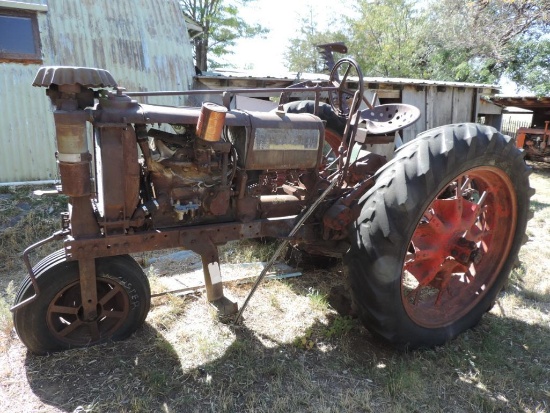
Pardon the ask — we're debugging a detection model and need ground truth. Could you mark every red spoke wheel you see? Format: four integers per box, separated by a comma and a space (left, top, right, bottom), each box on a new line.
13, 251, 150, 354
346, 123, 533, 348
403, 168, 516, 327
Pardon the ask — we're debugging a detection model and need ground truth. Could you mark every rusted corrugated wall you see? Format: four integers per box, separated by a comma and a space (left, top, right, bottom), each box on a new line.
0, 0, 195, 182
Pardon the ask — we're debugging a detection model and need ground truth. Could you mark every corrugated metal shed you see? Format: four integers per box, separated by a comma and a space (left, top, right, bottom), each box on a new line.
0, 0, 195, 183
0, 0, 47, 11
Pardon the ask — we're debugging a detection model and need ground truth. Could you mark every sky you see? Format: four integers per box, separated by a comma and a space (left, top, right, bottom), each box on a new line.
221, 0, 349, 75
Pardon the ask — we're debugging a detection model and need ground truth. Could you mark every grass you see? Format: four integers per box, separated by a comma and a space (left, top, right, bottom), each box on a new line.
0, 186, 67, 276
0, 163, 549, 412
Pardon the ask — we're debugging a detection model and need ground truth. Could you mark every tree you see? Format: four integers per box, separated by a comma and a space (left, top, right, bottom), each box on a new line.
420, 0, 550, 85
284, 8, 347, 74
343, 0, 426, 78
506, 34, 550, 95
286, 0, 550, 94
181, 0, 268, 71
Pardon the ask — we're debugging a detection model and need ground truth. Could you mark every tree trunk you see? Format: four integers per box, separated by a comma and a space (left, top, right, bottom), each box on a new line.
195, 36, 209, 71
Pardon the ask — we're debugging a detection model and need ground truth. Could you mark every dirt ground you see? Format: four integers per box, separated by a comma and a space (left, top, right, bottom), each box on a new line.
0, 162, 549, 412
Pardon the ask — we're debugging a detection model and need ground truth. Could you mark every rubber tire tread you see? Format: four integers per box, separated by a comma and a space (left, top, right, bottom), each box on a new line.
13, 252, 151, 354
345, 123, 533, 349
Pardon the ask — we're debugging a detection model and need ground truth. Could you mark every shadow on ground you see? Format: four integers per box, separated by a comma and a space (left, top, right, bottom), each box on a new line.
22, 287, 549, 412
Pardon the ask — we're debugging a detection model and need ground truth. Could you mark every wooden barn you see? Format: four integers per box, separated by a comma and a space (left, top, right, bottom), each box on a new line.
195, 70, 502, 144
0, 0, 195, 183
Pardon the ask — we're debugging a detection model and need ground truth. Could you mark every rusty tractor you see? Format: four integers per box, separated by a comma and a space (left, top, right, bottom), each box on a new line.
12, 58, 532, 354
516, 120, 550, 162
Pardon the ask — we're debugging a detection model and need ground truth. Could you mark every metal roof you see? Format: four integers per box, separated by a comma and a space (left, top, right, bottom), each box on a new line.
491, 96, 550, 110
362, 77, 498, 93
196, 69, 500, 94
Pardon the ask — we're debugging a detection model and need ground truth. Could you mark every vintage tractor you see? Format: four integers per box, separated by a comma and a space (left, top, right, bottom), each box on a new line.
12, 59, 532, 354
515, 120, 550, 162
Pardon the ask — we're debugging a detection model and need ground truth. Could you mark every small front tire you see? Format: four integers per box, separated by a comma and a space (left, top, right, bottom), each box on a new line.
13, 251, 151, 354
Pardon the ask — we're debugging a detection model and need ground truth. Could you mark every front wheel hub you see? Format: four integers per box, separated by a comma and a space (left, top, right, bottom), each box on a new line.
451, 237, 483, 266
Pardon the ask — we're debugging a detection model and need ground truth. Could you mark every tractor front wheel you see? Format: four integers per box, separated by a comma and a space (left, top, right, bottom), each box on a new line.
13, 251, 150, 354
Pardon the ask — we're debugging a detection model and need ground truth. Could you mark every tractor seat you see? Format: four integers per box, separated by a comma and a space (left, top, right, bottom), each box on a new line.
360, 104, 420, 135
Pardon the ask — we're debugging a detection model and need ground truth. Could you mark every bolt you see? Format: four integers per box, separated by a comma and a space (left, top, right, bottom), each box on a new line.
470, 250, 483, 265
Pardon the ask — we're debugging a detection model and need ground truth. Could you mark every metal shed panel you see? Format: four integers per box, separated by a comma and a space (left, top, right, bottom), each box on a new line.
1, 0, 195, 182
0, 0, 47, 11
0, 63, 57, 182
41, 0, 194, 105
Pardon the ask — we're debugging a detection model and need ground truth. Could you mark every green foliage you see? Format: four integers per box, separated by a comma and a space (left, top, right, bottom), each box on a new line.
306, 287, 329, 311
285, 0, 550, 92
292, 315, 355, 350
418, 0, 550, 85
344, 0, 427, 78
322, 315, 354, 339
293, 327, 315, 350
181, 0, 268, 70
284, 7, 347, 73
506, 35, 550, 95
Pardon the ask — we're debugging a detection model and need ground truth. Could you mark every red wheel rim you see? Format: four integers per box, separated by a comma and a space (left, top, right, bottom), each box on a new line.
401, 167, 517, 328
320, 129, 341, 172
47, 277, 130, 345
324, 129, 341, 154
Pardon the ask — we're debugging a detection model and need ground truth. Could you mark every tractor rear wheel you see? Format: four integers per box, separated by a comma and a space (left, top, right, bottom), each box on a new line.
13, 251, 150, 354
345, 123, 532, 348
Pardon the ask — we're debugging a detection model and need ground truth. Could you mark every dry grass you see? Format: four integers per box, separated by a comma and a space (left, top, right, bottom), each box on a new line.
0, 164, 549, 412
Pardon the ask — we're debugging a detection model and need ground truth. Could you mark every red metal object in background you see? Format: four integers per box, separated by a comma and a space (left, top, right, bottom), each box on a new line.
515, 120, 550, 162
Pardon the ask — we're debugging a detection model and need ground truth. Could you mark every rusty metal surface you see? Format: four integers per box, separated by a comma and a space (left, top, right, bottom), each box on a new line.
69, 196, 101, 238
57, 162, 91, 197
92, 100, 251, 127
64, 218, 297, 260
95, 126, 140, 232
35, 68, 380, 258
196, 103, 227, 142
516, 122, 550, 162
245, 112, 324, 170
33, 66, 117, 88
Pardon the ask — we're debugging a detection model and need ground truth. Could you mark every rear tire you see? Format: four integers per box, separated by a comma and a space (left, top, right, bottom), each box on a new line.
13, 251, 150, 354
345, 123, 532, 348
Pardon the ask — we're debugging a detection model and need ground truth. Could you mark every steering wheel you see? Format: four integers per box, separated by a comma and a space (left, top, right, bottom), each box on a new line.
328, 58, 364, 117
